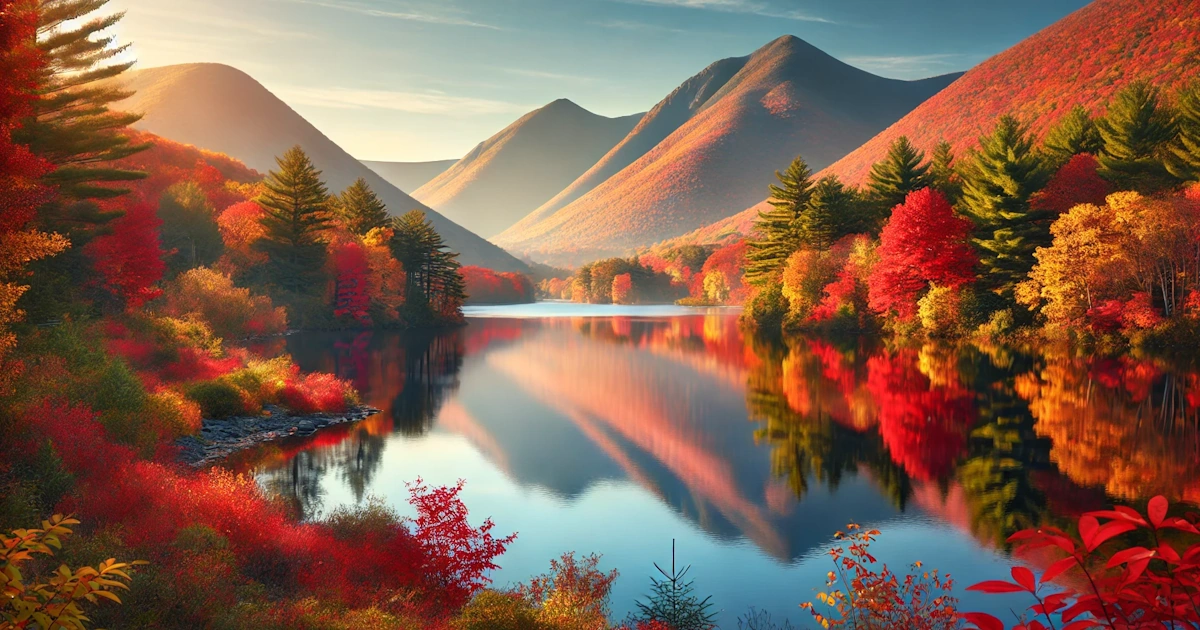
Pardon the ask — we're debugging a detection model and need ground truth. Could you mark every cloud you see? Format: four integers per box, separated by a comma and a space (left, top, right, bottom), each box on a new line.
501, 67, 599, 83
842, 53, 975, 77
273, 85, 535, 116
617, 0, 838, 24
125, 2, 317, 40
287, 0, 502, 30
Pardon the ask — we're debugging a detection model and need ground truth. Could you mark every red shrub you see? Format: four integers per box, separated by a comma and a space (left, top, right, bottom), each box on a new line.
86, 201, 167, 308
1031, 154, 1113, 215
279, 370, 357, 413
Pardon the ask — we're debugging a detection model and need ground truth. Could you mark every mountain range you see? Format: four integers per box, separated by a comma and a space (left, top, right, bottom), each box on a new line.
411, 99, 643, 238
492, 35, 961, 265
673, 0, 1200, 249
112, 63, 529, 272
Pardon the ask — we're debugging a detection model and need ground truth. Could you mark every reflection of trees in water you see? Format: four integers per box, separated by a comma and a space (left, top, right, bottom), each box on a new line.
253, 329, 467, 518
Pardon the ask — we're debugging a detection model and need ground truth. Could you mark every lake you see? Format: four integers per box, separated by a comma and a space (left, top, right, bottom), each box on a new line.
228, 303, 1200, 627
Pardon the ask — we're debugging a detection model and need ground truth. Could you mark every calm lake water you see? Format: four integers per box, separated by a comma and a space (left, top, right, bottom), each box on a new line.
229, 303, 1200, 627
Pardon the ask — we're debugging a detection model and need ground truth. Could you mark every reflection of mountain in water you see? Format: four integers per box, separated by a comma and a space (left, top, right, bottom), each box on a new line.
243, 314, 1200, 562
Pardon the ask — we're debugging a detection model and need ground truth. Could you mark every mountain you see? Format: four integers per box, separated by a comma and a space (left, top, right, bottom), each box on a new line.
411, 100, 642, 238
493, 35, 960, 265
676, 0, 1200, 247
361, 159, 457, 193
112, 63, 528, 272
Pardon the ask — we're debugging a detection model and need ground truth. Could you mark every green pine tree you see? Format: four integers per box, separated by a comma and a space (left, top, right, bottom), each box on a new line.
961, 115, 1050, 298
335, 178, 390, 236
159, 182, 224, 277
254, 146, 332, 303
1040, 105, 1103, 169
634, 540, 717, 630
1167, 81, 1200, 182
799, 175, 859, 250
929, 140, 963, 204
1097, 81, 1180, 193
745, 155, 814, 286
17, 0, 150, 202
866, 136, 932, 218
389, 210, 464, 324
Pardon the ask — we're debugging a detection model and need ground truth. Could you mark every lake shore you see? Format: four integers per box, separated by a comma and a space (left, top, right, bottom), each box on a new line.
175, 404, 381, 467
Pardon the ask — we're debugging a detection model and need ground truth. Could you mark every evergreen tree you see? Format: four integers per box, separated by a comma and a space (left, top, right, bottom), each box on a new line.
929, 141, 963, 203
1167, 81, 1200, 182
960, 115, 1050, 298
798, 175, 859, 249
634, 540, 717, 630
745, 155, 814, 286
1097, 81, 1179, 193
334, 177, 390, 236
159, 182, 223, 277
254, 146, 332, 300
17, 0, 149, 202
389, 210, 464, 323
1041, 105, 1103, 169
866, 136, 932, 218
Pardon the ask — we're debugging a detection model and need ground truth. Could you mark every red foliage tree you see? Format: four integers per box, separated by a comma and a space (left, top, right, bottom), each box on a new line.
461, 266, 534, 305
332, 240, 371, 325
1031, 153, 1113, 215
699, 239, 749, 303
868, 189, 976, 320
611, 273, 633, 304
86, 201, 166, 308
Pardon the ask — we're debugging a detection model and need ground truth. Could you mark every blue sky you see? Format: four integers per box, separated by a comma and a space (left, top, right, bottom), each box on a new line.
109, 0, 1091, 161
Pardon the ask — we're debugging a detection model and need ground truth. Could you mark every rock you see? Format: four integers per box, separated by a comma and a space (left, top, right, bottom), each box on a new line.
174, 405, 380, 467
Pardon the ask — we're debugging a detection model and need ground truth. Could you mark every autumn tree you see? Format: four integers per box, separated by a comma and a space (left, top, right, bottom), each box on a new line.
611, 273, 633, 304
332, 240, 371, 325
159, 181, 223, 277
1040, 104, 1103, 169
745, 155, 814, 285
0, 0, 68, 392
868, 188, 976, 320
254, 146, 332, 303
335, 177, 390, 236
866, 136, 932, 221
1097, 81, 1180, 193
960, 115, 1050, 299
929, 141, 962, 203
1168, 81, 1200, 182
17, 0, 149, 202
1029, 153, 1112, 215
86, 201, 165, 309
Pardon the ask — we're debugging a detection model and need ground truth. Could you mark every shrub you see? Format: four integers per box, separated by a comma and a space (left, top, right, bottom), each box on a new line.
917, 284, 965, 337
520, 552, 618, 630
962, 495, 1200, 630
741, 284, 788, 333
162, 267, 288, 340
801, 523, 958, 630
279, 371, 359, 414
453, 590, 542, 630
1, 515, 145, 628
186, 379, 254, 419
145, 389, 203, 438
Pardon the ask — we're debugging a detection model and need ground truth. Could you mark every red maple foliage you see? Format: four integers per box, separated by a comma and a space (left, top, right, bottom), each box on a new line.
1032, 154, 1113, 215
963, 496, 1200, 630
86, 201, 167, 308
332, 240, 371, 325
611, 273, 633, 304
699, 239, 749, 303
461, 265, 534, 305
868, 189, 976, 320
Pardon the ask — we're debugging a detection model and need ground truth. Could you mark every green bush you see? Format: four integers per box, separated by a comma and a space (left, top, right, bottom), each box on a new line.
186, 380, 252, 419
741, 284, 788, 334
453, 590, 543, 630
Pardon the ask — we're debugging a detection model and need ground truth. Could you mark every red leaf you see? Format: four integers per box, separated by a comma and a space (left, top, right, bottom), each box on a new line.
960, 612, 1004, 630
1061, 621, 1103, 630
1126, 556, 1151, 583
1085, 507, 1147, 527
1041, 556, 1078, 583
1157, 544, 1181, 564
1106, 546, 1155, 569
1087, 521, 1137, 551
966, 580, 1027, 594
1079, 515, 1099, 549
1148, 495, 1168, 528
1161, 517, 1199, 535
1011, 565, 1037, 592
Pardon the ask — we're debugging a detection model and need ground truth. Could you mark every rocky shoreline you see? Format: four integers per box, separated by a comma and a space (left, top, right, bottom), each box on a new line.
175, 404, 381, 467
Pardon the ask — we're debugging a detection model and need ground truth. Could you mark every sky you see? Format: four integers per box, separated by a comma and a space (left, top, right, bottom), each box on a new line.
108, 0, 1092, 162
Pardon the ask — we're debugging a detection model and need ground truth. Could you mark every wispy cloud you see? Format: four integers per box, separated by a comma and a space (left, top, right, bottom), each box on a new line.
121, 1, 316, 40
589, 19, 686, 34
500, 67, 599, 83
286, 0, 503, 30
617, 0, 838, 24
842, 53, 974, 77
274, 85, 535, 116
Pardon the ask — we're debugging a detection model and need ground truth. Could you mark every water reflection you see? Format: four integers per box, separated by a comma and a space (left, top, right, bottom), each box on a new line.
231, 312, 1200, 623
